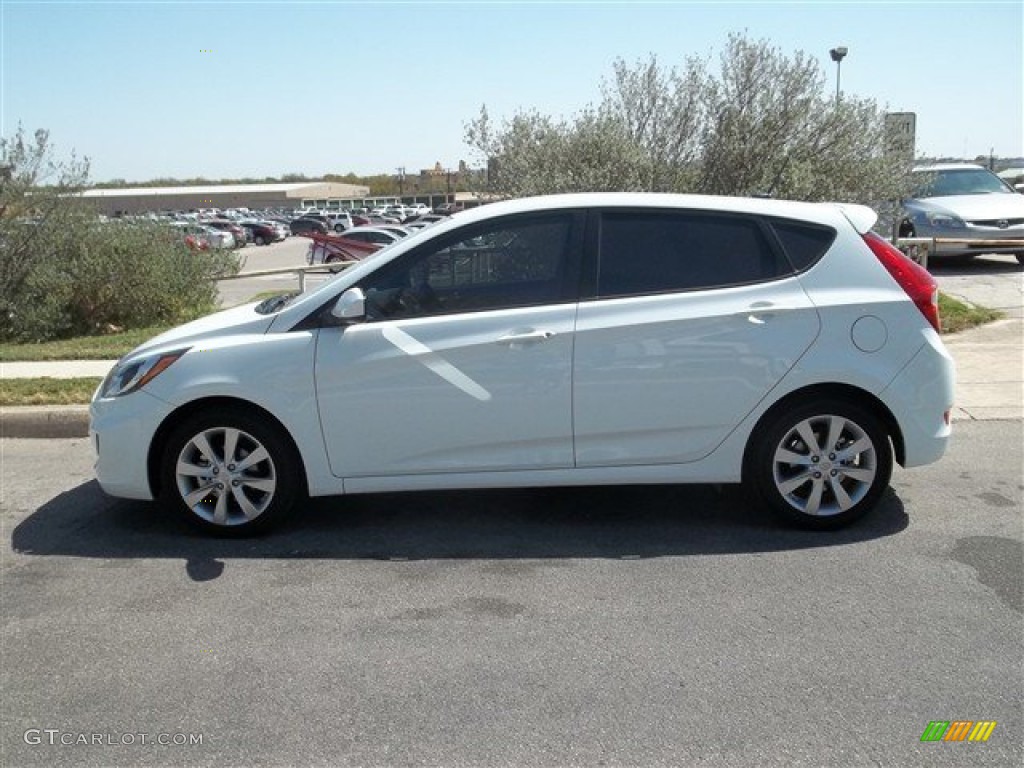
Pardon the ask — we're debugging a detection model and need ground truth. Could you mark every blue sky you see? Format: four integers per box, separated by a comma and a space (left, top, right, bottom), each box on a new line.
2, 0, 1021, 183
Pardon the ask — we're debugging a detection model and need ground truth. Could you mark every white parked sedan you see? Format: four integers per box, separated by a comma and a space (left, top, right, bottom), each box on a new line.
91, 193, 955, 535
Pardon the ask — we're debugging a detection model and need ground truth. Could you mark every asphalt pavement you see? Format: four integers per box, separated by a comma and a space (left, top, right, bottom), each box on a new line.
1, 420, 1021, 767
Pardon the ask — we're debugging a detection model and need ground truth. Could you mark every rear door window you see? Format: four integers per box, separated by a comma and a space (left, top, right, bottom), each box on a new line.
594, 210, 788, 298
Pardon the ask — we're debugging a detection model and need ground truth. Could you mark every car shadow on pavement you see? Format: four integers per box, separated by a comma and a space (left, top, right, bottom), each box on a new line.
12, 479, 909, 571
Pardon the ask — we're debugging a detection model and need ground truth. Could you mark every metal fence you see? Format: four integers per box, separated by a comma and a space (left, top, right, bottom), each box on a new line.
215, 263, 352, 292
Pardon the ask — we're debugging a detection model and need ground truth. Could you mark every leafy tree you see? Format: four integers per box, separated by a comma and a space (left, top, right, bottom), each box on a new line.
696, 33, 907, 204
465, 32, 912, 207
601, 53, 708, 192
1, 126, 91, 326
1, 126, 235, 341
465, 106, 648, 198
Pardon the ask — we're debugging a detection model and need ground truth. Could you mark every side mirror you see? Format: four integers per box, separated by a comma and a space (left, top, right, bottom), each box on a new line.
330, 287, 366, 323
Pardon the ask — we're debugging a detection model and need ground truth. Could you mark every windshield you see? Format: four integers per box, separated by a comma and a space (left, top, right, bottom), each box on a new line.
911, 168, 1014, 198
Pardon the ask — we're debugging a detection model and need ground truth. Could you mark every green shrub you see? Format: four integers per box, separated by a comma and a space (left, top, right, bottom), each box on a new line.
1, 125, 238, 342
1, 217, 238, 342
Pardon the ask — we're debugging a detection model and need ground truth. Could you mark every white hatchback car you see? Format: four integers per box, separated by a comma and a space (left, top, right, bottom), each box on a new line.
91, 193, 955, 535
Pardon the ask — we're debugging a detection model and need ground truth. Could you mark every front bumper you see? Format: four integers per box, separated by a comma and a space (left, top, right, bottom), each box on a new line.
90, 390, 175, 500
926, 225, 1024, 257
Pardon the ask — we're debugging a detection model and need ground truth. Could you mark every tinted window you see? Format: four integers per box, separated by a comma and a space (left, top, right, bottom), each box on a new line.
597, 211, 783, 297
911, 168, 1014, 197
362, 215, 573, 320
770, 219, 836, 271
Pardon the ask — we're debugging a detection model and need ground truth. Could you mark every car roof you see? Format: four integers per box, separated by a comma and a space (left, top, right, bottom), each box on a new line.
912, 163, 987, 173
443, 192, 874, 232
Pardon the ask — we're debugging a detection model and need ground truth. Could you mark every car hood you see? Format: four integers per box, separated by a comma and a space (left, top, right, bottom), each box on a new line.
126, 303, 275, 359
909, 193, 1024, 219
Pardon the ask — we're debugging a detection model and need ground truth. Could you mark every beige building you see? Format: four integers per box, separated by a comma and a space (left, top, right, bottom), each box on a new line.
80, 181, 371, 216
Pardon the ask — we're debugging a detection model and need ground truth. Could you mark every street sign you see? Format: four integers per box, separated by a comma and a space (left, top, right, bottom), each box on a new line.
885, 112, 917, 160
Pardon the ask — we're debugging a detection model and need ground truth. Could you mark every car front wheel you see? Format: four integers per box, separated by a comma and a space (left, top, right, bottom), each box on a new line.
746, 399, 893, 530
159, 407, 301, 536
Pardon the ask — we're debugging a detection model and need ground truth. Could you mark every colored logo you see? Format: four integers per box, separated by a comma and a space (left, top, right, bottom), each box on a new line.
921, 721, 997, 742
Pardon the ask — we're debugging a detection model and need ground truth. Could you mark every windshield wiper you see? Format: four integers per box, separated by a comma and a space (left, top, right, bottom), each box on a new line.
254, 293, 297, 314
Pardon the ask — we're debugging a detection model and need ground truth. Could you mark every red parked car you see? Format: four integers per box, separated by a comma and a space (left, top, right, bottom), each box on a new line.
303, 232, 383, 270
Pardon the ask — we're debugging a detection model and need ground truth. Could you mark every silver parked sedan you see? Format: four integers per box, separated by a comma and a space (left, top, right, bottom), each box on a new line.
898, 164, 1024, 263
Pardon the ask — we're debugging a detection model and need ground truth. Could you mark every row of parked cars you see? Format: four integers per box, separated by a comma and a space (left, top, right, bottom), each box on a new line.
160, 209, 293, 251
163, 203, 452, 252
287, 203, 440, 235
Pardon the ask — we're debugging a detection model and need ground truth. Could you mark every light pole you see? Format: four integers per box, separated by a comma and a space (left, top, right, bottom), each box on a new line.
829, 46, 848, 103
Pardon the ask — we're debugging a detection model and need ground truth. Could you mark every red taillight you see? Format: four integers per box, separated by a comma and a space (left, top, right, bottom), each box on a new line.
862, 231, 940, 332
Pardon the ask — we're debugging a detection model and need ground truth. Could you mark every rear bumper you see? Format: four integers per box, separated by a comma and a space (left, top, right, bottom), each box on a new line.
880, 331, 956, 467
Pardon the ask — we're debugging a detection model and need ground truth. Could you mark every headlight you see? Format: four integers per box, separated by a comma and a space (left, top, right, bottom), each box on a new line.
924, 211, 966, 228
99, 349, 189, 398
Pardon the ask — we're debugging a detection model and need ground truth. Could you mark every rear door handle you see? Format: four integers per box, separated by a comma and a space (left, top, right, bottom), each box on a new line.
742, 301, 786, 324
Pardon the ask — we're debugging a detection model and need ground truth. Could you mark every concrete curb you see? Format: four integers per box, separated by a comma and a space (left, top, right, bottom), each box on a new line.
1, 405, 91, 439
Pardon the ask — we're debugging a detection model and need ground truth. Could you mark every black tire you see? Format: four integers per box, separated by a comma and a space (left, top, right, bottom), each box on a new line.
745, 398, 893, 530
159, 406, 303, 536
334, 224, 345, 233
254, 235, 266, 246
325, 254, 346, 273
1015, 253, 1023, 265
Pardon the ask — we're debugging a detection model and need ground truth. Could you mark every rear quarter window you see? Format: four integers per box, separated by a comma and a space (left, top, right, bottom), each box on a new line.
769, 218, 836, 272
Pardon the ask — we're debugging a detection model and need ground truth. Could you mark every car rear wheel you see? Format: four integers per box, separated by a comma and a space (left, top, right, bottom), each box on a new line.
254, 235, 266, 246
746, 399, 892, 530
159, 407, 301, 536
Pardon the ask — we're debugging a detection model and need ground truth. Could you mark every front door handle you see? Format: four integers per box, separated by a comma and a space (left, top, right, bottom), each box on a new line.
496, 330, 556, 347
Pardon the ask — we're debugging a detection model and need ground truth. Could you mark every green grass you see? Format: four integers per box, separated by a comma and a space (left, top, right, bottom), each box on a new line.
0, 326, 172, 362
0, 377, 103, 406
938, 293, 1003, 335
